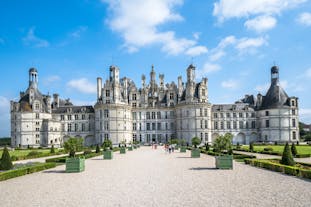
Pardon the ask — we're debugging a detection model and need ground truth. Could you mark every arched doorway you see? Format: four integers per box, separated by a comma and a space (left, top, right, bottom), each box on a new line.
84, 135, 96, 147
234, 133, 246, 145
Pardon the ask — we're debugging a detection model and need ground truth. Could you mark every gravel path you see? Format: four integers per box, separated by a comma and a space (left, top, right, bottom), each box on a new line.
1, 147, 310, 207
233, 150, 311, 164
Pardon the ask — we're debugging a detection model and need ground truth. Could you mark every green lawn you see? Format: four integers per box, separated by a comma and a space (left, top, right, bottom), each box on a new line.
241, 145, 311, 155
0, 149, 55, 158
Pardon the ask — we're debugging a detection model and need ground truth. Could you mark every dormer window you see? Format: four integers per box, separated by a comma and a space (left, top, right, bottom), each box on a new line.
132, 94, 137, 100
106, 90, 110, 97
291, 100, 295, 107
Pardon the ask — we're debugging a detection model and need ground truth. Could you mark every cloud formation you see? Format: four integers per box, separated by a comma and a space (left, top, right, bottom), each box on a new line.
297, 12, 311, 26
103, 0, 207, 56
213, 0, 306, 32
23, 27, 49, 48
221, 79, 239, 89
67, 78, 97, 94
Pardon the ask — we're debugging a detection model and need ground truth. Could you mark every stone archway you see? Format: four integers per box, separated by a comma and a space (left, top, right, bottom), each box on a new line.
249, 132, 257, 143
234, 133, 246, 145
84, 135, 96, 147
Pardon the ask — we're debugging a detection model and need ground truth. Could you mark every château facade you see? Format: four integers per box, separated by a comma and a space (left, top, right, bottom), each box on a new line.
10, 65, 299, 147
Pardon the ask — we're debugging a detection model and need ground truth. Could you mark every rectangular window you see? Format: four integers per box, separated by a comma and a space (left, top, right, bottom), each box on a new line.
214, 122, 218, 130
246, 122, 249, 129
226, 113, 230, 118
265, 111, 269, 116
205, 120, 208, 129
106, 90, 110, 97
132, 112, 137, 120
292, 109, 296, 115
133, 123, 137, 130
213, 113, 218, 118
104, 109, 109, 118
227, 121, 231, 129
233, 122, 237, 129
67, 115, 72, 120
82, 114, 85, 120
292, 119, 296, 127
132, 102, 137, 107
220, 122, 224, 129
200, 120, 203, 129
157, 111, 161, 119
152, 123, 156, 130
266, 120, 270, 128
292, 131, 296, 139
239, 121, 243, 129
61, 115, 64, 120
251, 113, 255, 118
200, 108, 203, 116
233, 113, 236, 118
204, 108, 208, 116
220, 113, 224, 118
152, 112, 156, 119
75, 114, 79, 120
246, 113, 249, 118
147, 123, 150, 131
75, 123, 78, 131
169, 93, 174, 100
36, 113, 40, 119
165, 122, 168, 130
157, 123, 161, 130
147, 112, 150, 119
68, 123, 72, 132
239, 113, 243, 118
132, 93, 137, 100
82, 123, 85, 131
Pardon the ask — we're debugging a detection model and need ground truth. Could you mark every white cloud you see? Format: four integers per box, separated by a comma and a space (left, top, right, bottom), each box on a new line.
300, 108, 311, 124
70, 26, 88, 38
185, 45, 208, 56
196, 63, 221, 79
245, 15, 277, 32
0, 96, 10, 137
221, 79, 239, 89
235, 36, 267, 51
213, 0, 306, 22
193, 32, 201, 40
22, 27, 49, 48
103, 0, 206, 56
297, 12, 311, 26
208, 50, 225, 62
67, 78, 97, 94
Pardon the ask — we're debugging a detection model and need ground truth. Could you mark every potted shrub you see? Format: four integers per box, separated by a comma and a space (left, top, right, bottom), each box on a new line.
179, 139, 187, 153
191, 137, 201, 158
0, 146, 13, 170
128, 141, 133, 151
214, 133, 233, 169
103, 139, 113, 160
120, 141, 126, 154
170, 138, 178, 150
64, 137, 85, 173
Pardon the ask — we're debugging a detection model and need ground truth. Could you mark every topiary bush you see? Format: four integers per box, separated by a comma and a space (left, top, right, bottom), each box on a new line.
191, 137, 201, 148
213, 133, 233, 155
102, 139, 112, 151
50, 144, 55, 154
205, 142, 209, 151
26, 150, 42, 157
281, 142, 295, 166
291, 143, 297, 157
249, 142, 254, 152
96, 144, 100, 153
64, 137, 84, 157
0, 146, 13, 170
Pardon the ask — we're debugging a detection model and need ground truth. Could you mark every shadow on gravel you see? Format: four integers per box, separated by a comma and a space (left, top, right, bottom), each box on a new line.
176, 157, 192, 159
43, 170, 66, 174
91, 158, 104, 160
189, 167, 217, 171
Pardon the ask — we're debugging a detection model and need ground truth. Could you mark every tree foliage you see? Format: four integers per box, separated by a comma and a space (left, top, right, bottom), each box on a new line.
179, 139, 186, 146
170, 138, 178, 145
291, 143, 297, 157
213, 133, 233, 154
102, 139, 112, 151
64, 137, 84, 157
0, 146, 13, 170
281, 142, 295, 166
191, 137, 201, 148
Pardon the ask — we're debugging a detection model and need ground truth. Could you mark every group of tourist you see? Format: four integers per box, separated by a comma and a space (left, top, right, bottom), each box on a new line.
164, 144, 175, 153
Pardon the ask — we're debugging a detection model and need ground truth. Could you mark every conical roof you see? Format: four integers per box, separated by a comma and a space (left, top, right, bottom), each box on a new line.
261, 82, 289, 109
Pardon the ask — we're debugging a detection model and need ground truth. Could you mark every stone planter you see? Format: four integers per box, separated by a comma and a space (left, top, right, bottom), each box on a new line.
120, 147, 126, 154
215, 155, 233, 169
66, 157, 85, 173
180, 146, 187, 153
128, 146, 133, 151
191, 148, 200, 158
103, 150, 113, 160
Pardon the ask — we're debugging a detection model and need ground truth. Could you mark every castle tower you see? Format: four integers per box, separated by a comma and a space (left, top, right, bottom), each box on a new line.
29, 67, 38, 89
186, 64, 195, 101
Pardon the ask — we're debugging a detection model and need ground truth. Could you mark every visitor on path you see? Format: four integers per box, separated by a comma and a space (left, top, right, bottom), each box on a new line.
169, 145, 172, 153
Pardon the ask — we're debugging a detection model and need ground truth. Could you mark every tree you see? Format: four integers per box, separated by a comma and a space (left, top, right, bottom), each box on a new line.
280, 142, 295, 166
96, 144, 100, 153
102, 139, 112, 151
304, 134, 311, 141
0, 146, 13, 170
64, 137, 84, 157
205, 142, 210, 151
249, 142, 254, 152
170, 138, 178, 145
213, 133, 233, 154
291, 143, 297, 157
191, 137, 201, 148
50, 144, 55, 153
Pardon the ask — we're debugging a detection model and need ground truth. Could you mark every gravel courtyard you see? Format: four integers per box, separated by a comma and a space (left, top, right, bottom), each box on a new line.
1, 147, 310, 207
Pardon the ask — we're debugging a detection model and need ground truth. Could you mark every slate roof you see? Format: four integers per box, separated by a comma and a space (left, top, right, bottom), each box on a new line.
261, 82, 289, 109
52, 106, 95, 114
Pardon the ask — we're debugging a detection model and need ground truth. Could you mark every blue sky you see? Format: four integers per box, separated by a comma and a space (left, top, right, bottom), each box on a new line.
1, 0, 311, 137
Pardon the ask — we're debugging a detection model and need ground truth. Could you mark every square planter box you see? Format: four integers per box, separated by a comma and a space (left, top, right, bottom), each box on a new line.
120, 147, 126, 154
191, 148, 200, 158
180, 146, 187, 153
103, 150, 113, 160
128, 146, 133, 151
66, 157, 85, 173
215, 155, 233, 169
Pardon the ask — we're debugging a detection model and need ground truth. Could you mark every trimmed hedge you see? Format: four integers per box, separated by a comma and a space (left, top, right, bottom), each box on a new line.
235, 148, 311, 158
244, 159, 311, 179
0, 162, 56, 181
